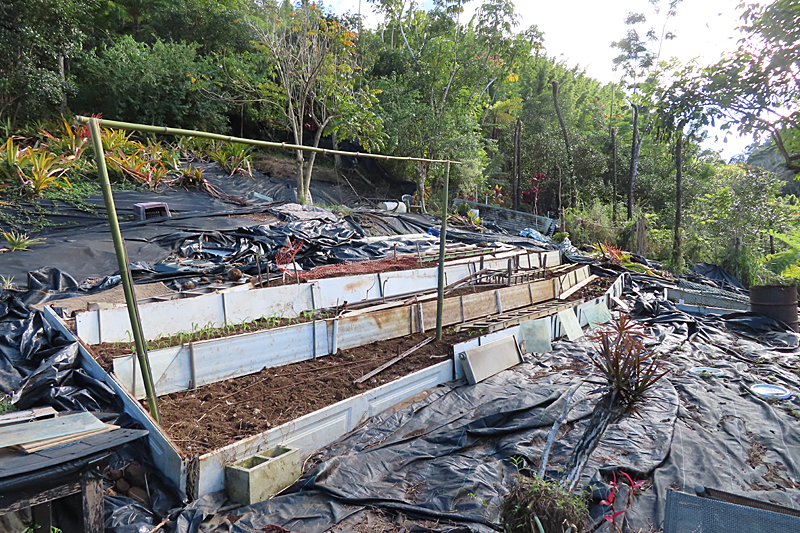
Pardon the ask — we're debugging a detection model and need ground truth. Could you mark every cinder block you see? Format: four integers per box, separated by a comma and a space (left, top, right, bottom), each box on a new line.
225, 446, 300, 505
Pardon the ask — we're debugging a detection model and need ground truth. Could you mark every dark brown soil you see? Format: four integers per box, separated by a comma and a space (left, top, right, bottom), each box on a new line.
156, 329, 475, 455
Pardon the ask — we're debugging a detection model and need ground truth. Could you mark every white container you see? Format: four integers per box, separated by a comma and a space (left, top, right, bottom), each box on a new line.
378, 201, 407, 213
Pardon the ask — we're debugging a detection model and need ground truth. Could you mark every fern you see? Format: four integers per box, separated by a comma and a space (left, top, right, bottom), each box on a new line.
766, 231, 800, 276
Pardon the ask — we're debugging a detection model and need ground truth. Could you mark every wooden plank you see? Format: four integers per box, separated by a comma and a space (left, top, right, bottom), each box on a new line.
0, 428, 148, 479
82, 470, 104, 533
0, 412, 105, 449
0, 407, 57, 427
354, 337, 435, 384
18, 424, 118, 453
558, 275, 599, 300
0, 482, 81, 514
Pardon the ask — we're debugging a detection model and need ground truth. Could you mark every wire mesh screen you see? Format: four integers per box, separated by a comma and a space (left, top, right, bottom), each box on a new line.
664, 490, 800, 533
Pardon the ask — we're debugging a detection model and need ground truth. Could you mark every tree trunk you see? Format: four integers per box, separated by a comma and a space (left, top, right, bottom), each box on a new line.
58, 55, 67, 112
512, 118, 521, 211
627, 104, 640, 220
331, 130, 342, 175
552, 81, 573, 207
611, 127, 617, 223
295, 149, 306, 204
671, 132, 683, 268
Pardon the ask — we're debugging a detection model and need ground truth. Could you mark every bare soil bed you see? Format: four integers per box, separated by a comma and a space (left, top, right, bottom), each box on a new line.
155, 329, 474, 455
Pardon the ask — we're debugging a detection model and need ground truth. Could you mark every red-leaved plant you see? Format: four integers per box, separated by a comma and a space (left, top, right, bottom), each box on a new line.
588, 314, 669, 414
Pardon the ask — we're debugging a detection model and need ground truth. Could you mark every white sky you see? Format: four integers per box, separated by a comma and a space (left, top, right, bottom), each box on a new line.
329, 0, 754, 159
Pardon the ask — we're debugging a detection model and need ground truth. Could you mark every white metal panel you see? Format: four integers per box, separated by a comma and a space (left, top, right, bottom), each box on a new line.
380, 266, 440, 296
42, 306, 187, 499
334, 311, 412, 352
115, 320, 331, 399
93, 292, 225, 344
315, 274, 380, 307
75, 310, 100, 345
195, 360, 453, 497
75, 250, 562, 345
223, 283, 313, 324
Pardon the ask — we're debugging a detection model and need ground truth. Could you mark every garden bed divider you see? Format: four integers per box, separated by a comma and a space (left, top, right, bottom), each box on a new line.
76, 250, 561, 344
113, 265, 591, 399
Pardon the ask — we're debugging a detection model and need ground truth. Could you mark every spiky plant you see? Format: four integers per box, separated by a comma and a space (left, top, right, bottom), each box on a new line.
588, 314, 668, 413
2, 230, 45, 251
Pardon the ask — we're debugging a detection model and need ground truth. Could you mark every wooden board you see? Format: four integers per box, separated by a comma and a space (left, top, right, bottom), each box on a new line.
0, 412, 105, 449
0, 428, 148, 480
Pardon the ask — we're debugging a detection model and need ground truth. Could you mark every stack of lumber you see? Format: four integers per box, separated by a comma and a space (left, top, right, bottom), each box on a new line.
0, 407, 117, 453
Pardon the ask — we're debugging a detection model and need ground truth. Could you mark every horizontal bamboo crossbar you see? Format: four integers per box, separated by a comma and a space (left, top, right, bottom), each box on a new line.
74, 116, 462, 165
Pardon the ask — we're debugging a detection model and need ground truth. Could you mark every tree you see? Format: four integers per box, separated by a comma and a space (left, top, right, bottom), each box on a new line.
250, 2, 383, 205
0, 0, 98, 124
611, 1, 681, 219
690, 0, 799, 174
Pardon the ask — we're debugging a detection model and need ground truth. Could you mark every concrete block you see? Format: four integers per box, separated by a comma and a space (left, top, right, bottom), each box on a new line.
458, 335, 523, 385
225, 446, 300, 505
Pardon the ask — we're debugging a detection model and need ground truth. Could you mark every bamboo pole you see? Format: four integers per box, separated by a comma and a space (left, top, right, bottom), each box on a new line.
74, 116, 462, 166
87, 118, 161, 423
435, 162, 450, 341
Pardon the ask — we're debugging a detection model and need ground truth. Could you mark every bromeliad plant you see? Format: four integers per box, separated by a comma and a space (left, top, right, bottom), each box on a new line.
15, 148, 72, 194
2, 230, 45, 251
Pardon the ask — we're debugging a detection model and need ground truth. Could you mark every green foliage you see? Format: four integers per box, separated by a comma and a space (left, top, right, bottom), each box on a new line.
501, 475, 589, 533
685, 164, 791, 285
2, 230, 46, 251
0, 0, 97, 124
74, 36, 229, 131
206, 142, 253, 177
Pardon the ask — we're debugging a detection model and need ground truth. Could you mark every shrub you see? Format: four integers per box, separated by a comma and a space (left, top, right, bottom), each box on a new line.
74, 36, 229, 131
502, 475, 589, 533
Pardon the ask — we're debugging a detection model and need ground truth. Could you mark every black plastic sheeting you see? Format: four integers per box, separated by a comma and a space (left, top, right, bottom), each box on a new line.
157, 272, 800, 533
0, 294, 121, 412
0, 294, 183, 530
688, 262, 747, 293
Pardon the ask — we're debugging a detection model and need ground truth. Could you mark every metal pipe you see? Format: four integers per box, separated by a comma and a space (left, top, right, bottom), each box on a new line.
88, 118, 161, 423
435, 162, 450, 340
74, 116, 462, 166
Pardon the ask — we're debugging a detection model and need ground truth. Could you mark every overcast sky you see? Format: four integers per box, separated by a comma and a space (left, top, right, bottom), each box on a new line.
328, 0, 753, 159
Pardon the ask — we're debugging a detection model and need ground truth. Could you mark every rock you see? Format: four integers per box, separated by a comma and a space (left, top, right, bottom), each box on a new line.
213, 275, 224, 283
228, 268, 243, 281
333, 392, 343, 401
182, 281, 196, 290
114, 478, 131, 493
107, 469, 123, 481
127, 486, 150, 506
200, 276, 209, 283
124, 462, 147, 487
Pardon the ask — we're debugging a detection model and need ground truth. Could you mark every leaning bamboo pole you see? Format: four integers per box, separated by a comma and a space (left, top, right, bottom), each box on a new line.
74, 116, 460, 355
87, 118, 160, 422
